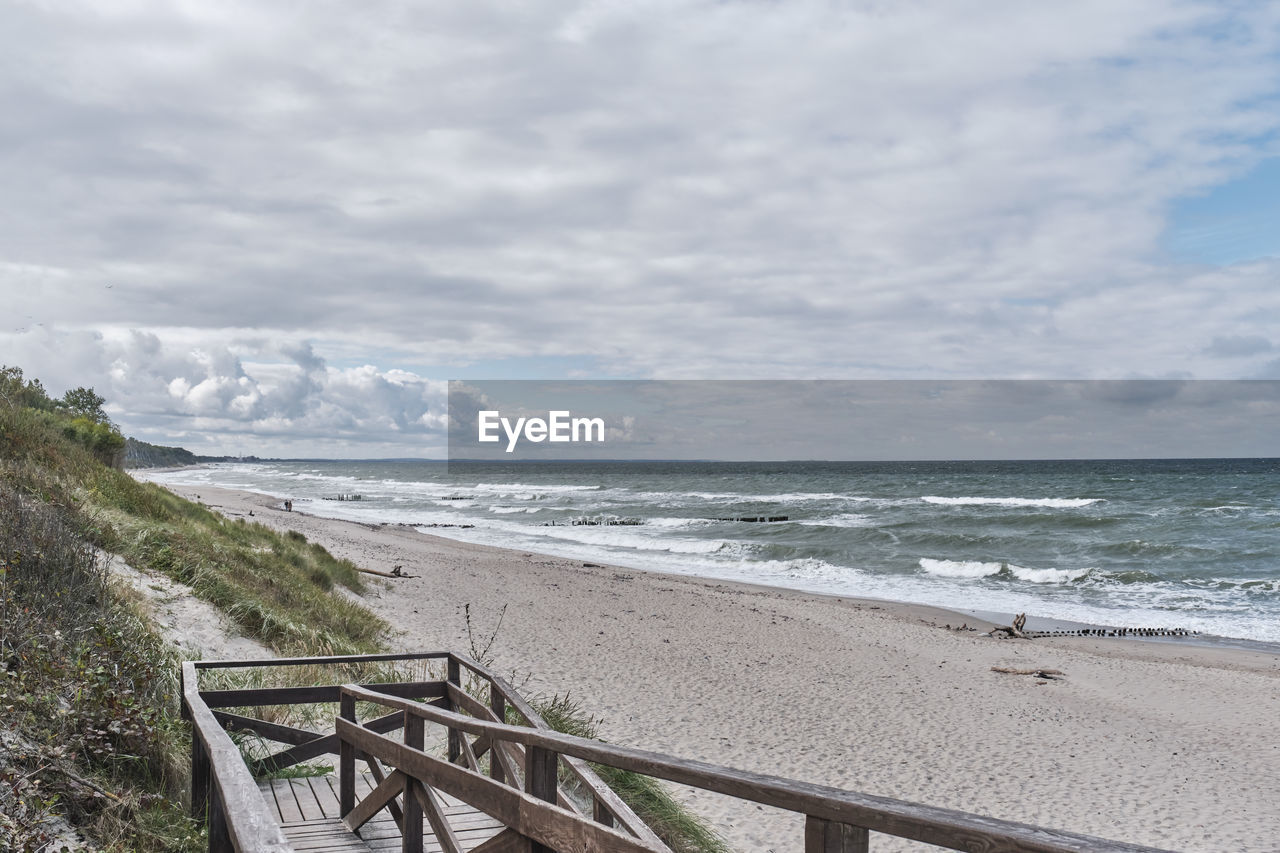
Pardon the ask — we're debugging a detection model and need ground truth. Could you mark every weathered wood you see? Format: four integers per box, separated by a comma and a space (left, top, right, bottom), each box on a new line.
340, 691, 356, 818
193, 651, 451, 670
338, 718, 667, 853
806, 816, 870, 853
201, 680, 446, 709
490, 682, 506, 785
366, 754, 405, 830
412, 780, 464, 853
180, 661, 292, 852
402, 714, 425, 853
458, 730, 483, 773
594, 797, 614, 828
191, 725, 211, 821
214, 710, 320, 746
446, 658, 462, 764
341, 682, 1175, 853
343, 769, 407, 832
458, 659, 669, 850
526, 745, 558, 853
469, 828, 529, 853
447, 682, 496, 721
252, 709, 408, 775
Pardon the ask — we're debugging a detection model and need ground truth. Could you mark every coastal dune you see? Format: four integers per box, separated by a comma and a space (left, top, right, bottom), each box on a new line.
170, 484, 1279, 853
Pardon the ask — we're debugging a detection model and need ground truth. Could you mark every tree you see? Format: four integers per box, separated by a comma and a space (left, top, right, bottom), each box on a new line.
61, 386, 110, 424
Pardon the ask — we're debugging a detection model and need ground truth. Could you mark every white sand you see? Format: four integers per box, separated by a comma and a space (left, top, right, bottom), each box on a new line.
103, 549, 272, 661
167, 483, 1280, 852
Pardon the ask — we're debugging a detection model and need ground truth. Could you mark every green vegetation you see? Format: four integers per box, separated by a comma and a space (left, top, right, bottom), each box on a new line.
0, 480, 198, 851
1, 366, 388, 849
123, 439, 198, 470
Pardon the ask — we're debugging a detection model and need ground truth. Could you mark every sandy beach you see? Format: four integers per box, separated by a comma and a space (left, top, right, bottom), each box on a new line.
164, 483, 1280, 852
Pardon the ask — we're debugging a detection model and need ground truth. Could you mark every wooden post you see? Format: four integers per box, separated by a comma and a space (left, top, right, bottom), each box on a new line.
593, 797, 614, 828
402, 711, 425, 853
805, 815, 870, 853
447, 658, 462, 764
191, 730, 210, 821
208, 786, 231, 853
527, 745, 558, 853
340, 691, 356, 817
489, 680, 506, 784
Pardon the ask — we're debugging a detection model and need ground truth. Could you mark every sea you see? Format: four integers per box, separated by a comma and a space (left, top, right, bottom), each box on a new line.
140, 458, 1280, 646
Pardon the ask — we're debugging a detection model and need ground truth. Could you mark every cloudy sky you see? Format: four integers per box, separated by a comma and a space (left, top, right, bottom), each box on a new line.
2, 1, 1279, 457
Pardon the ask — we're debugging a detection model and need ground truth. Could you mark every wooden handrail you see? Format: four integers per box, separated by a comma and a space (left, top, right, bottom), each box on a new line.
340, 681, 1176, 853
181, 661, 292, 853
448, 654, 670, 849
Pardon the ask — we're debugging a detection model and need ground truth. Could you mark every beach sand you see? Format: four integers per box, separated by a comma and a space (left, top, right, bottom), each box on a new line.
166, 483, 1280, 852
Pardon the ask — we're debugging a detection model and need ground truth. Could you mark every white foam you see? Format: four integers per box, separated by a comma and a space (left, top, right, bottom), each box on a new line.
918, 558, 1003, 578
1007, 565, 1092, 583
921, 496, 1100, 508
798, 513, 872, 528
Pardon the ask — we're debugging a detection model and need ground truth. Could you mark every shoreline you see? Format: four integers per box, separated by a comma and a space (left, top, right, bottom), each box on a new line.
158, 481, 1280, 851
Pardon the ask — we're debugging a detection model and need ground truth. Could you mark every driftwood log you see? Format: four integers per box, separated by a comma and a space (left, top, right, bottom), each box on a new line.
991, 666, 1065, 680
355, 564, 415, 579
987, 613, 1029, 638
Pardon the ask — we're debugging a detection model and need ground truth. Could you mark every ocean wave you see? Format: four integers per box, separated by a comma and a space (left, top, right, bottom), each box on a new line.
637, 490, 870, 503
798, 513, 872, 528
918, 558, 1090, 583
921, 496, 1100, 508
533, 524, 737, 555
489, 506, 542, 514
468, 482, 599, 493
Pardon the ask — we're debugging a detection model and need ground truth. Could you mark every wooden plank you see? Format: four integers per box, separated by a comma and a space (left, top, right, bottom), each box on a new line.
216, 710, 322, 746
341, 681, 1177, 853
365, 757, 404, 830
489, 684, 506, 785
343, 770, 407, 832
181, 661, 292, 853
448, 666, 666, 850
254, 711, 408, 775
202, 680, 446, 709
468, 828, 527, 853
806, 816, 870, 853
340, 692, 357, 817
403, 714, 426, 853
338, 718, 666, 853
195, 652, 452, 670
411, 781, 463, 853
525, 746, 557, 853
292, 778, 329, 822
280, 817, 378, 852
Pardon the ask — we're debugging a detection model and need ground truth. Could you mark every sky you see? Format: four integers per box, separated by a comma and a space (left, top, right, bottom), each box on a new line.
2, 1, 1279, 457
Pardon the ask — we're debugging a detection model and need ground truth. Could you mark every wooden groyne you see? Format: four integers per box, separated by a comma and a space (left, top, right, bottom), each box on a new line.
183, 651, 1178, 853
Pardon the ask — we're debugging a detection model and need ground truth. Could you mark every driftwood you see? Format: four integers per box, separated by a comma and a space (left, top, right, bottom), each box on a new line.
986, 611, 1198, 640
991, 666, 1065, 680
355, 564, 415, 579
987, 613, 1029, 638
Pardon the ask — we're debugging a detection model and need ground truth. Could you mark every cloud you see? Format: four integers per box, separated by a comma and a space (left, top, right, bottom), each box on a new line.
2, 0, 1280, 452
4, 327, 447, 456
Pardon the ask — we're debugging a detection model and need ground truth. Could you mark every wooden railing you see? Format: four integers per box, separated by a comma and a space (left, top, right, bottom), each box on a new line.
184, 652, 1179, 853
